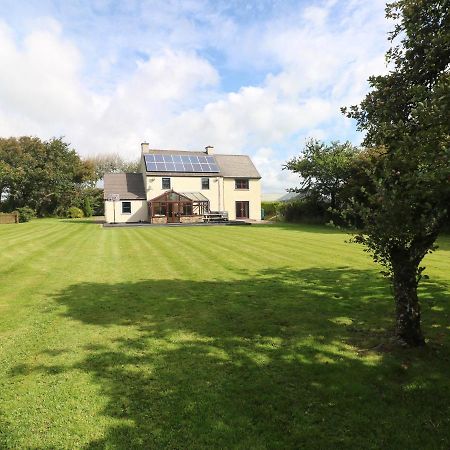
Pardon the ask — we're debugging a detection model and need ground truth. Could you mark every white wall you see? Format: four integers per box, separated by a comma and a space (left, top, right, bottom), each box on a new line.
146, 175, 261, 221
146, 176, 223, 211
223, 178, 261, 220
104, 200, 148, 223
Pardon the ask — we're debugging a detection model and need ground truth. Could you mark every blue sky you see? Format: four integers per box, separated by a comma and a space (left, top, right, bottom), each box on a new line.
0, 0, 390, 191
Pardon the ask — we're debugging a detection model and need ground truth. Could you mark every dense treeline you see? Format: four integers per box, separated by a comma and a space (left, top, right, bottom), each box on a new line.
0, 136, 138, 220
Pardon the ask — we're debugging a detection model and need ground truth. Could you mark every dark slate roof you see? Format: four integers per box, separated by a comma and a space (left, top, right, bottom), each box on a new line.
214, 154, 261, 178
103, 173, 146, 200
143, 149, 261, 179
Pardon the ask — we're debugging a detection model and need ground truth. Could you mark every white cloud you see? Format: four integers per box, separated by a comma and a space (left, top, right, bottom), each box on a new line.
0, 19, 102, 136
252, 147, 300, 193
0, 0, 390, 192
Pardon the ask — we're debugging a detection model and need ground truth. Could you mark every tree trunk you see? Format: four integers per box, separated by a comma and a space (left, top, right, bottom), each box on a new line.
392, 259, 425, 346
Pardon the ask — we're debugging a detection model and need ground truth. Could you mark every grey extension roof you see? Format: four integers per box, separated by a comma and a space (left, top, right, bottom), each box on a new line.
103, 173, 146, 200
144, 149, 261, 179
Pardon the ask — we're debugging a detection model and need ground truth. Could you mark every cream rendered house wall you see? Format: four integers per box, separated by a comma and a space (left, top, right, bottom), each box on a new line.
145, 176, 223, 211
145, 175, 261, 220
105, 200, 148, 223
222, 178, 261, 220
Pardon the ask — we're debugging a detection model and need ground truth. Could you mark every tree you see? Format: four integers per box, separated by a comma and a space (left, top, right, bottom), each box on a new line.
341, 0, 450, 346
85, 153, 140, 183
284, 140, 359, 209
0, 138, 24, 209
0, 137, 95, 216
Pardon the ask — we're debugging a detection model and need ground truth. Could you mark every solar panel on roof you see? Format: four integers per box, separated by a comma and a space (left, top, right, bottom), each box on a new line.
144, 154, 220, 173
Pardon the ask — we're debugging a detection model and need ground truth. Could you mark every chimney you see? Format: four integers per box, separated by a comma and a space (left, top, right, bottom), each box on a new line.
205, 145, 214, 155
141, 142, 149, 153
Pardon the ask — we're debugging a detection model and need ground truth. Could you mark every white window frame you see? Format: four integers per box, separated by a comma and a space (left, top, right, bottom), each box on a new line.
122, 201, 132, 214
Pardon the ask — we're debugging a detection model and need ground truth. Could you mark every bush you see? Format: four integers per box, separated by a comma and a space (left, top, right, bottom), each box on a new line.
261, 202, 281, 219
55, 206, 68, 218
277, 198, 328, 224
67, 207, 84, 218
83, 197, 93, 217
16, 207, 37, 223
90, 189, 105, 216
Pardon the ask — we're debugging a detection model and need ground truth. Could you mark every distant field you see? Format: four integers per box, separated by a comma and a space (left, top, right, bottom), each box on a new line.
0, 219, 449, 449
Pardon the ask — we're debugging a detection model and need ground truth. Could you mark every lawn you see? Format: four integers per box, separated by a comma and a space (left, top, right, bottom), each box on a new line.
0, 219, 449, 449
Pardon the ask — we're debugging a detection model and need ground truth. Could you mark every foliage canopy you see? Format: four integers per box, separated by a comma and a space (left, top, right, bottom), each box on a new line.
0, 137, 95, 216
341, 0, 450, 346
284, 140, 359, 209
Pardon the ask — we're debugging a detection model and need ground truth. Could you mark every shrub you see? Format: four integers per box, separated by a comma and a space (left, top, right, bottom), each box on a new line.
261, 202, 281, 219
92, 200, 104, 216
16, 207, 37, 223
55, 206, 68, 218
67, 207, 84, 218
83, 197, 93, 217
277, 198, 328, 224
90, 189, 105, 216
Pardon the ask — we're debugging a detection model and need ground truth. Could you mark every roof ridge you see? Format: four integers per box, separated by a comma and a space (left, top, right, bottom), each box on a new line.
104, 172, 142, 176
146, 150, 252, 156
147, 149, 206, 153
215, 154, 251, 157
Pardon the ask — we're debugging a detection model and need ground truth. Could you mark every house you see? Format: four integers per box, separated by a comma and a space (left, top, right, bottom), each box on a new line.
104, 143, 262, 224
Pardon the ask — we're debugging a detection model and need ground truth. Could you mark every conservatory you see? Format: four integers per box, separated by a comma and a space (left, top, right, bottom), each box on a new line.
148, 190, 210, 224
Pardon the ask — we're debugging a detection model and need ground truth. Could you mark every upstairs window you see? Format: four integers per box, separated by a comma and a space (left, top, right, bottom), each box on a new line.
235, 178, 249, 190
201, 177, 210, 190
162, 177, 171, 189
122, 202, 131, 214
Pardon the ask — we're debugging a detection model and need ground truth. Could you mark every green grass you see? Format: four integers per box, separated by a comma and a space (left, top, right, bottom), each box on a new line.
0, 219, 449, 449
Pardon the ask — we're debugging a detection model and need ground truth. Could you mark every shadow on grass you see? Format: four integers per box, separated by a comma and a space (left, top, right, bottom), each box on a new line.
9, 268, 450, 448
262, 222, 346, 234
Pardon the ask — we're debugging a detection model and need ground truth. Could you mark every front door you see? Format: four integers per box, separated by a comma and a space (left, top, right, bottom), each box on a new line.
235, 201, 249, 219
167, 203, 180, 223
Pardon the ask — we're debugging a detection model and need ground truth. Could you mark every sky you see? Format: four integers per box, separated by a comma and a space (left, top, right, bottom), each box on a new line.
0, 0, 391, 192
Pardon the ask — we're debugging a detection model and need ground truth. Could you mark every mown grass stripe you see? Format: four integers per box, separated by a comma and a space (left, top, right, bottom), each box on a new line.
0, 221, 66, 254
0, 219, 449, 449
